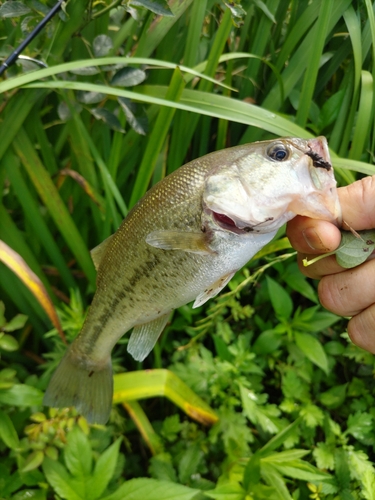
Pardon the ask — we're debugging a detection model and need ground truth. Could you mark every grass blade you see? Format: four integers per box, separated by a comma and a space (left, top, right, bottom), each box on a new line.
129, 67, 185, 207
296, 0, 333, 127
0, 240, 65, 342
12, 128, 96, 287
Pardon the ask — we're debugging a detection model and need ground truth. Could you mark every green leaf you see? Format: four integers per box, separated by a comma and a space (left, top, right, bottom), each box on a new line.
89, 438, 122, 499
0, 333, 19, 351
295, 331, 329, 375
149, 455, 177, 482
252, 329, 281, 355
243, 453, 260, 492
204, 481, 246, 500
0, 384, 43, 406
319, 383, 347, 409
253, 0, 276, 23
93, 35, 113, 57
3, 313, 27, 332
130, 0, 174, 17
335, 230, 375, 268
259, 418, 302, 456
42, 457, 84, 500
335, 448, 351, 490
22, 451, 45, 473
0, 1, 31, 17
178, 443, 203, 484
90, 108, 125, 133
101, 478, 200, 500
313, 442, 335, 470
11, 489, 46, 500
270, 459, 332, 481
117, 98, 148, 135
266, 276, 293, 319
0, 410, 19, 449
111, 68, 147, 87
299, 404, 324, 428
345, 412, 373, 440
64, 427, 92, 478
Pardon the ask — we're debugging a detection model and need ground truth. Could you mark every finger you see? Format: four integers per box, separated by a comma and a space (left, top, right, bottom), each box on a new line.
297, 253, 344, 279
287, 175, 375, 254
287, 217, 341, 254
317, 259, 375, 316
348, 305, 375, 355
339, 175, 375, 230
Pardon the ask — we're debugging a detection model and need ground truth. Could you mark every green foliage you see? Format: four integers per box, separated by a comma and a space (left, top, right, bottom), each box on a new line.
1, 0, 375, 498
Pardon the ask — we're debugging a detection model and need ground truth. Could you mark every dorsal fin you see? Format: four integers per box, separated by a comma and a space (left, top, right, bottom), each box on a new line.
90, 234, 114, 270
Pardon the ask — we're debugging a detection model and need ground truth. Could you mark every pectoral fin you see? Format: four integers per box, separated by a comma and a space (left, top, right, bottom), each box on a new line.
127, 313, 170, 362
90, 234, 114, 270
193, 271, 236, 308
146, 230, 213, 255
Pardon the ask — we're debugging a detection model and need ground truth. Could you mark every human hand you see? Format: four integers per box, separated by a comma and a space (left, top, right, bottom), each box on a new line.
286, 176, 375, 353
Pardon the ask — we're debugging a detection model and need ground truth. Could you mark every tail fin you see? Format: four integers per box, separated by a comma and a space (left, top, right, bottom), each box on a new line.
43, 347, 113, 425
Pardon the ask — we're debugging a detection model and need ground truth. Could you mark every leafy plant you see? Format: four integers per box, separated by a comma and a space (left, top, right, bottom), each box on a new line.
1, 0, 375, 498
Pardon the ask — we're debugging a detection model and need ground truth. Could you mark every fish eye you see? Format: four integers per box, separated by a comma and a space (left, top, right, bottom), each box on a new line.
267, 143, 290, 162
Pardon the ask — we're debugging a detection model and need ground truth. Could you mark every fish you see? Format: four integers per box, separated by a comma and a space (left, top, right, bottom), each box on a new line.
43, 136, 341, 424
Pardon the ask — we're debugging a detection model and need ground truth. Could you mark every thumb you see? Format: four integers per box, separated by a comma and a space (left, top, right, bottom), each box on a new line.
340, 175, 375, 230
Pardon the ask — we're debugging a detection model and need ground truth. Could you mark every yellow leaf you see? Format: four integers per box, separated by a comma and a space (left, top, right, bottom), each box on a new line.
0, 240, 65, 343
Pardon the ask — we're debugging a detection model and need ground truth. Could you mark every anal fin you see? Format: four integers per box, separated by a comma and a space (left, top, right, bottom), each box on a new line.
127, 313, 170, 362
193, 271, 236, 308
146, 230, 213, 255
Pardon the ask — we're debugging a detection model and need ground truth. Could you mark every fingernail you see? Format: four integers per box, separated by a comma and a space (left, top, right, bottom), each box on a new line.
302, 228, 324, 251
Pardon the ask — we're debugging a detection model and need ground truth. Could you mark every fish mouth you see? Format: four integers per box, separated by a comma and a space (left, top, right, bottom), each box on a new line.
305, 137, 332, 170
212, 211, 273, 234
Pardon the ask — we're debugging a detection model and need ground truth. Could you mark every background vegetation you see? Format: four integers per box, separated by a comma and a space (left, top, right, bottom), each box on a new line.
1, 0, 375, 498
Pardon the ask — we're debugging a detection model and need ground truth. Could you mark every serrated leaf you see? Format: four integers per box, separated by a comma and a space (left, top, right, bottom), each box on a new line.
0, 410, 19, 449
130, 0, 174, 16
101, 478, 200, 500
335, 230, 375, 268
88, 438, 121, 499
295, 331, 329, 374
178, 443, 203, 484
90, 108, 125, 132
149, 455, 177, 482
204, 481, 245, 500
313, 442, 335, 470
93, 35, 113, 57
42, 457, 84, 500
0, 384, 43, 406
345, 412, 373, 440
111, 67, 147, 87
0, 1, 31, 17
299, 404, 324, 428
64, 427, 92, 478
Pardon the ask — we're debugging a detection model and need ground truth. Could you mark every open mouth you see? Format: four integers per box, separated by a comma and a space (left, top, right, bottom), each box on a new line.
213, 211, 253, 233
211, 211, 276, 233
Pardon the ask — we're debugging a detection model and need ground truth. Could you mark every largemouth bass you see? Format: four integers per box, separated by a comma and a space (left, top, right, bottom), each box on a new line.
44, 137, 341, 424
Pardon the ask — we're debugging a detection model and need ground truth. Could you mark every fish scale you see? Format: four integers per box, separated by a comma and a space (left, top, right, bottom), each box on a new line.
44, 137, 341, 424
